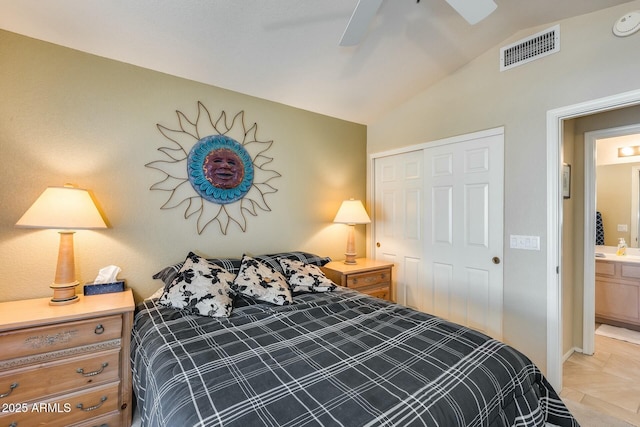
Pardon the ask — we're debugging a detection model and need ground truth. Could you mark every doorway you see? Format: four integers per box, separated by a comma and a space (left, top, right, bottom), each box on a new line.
547, 89, 640, 391
583, 125, 640, 355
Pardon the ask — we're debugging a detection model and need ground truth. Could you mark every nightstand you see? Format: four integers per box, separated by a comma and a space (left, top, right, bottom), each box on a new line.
321, 258, 394, 301
0, 290, 134, 427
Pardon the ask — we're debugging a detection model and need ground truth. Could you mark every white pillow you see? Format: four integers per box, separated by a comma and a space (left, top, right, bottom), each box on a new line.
279, 258, 336, 293
159, 252, 235, 317
232, 255, 292, 305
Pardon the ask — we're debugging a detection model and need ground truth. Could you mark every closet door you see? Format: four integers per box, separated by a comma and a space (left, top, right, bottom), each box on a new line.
372, 129, 504, 340
424, 132, 504, 339
373, 150, 425, 309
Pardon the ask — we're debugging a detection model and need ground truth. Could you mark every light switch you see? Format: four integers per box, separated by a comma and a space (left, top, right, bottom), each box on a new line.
510, 234, 541, 250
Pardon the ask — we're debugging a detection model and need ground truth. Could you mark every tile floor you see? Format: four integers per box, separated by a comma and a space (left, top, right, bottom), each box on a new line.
561, 331, 640, 426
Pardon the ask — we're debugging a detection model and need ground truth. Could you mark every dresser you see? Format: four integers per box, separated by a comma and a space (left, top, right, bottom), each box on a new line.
321, 258, 394, 301
595, 258, 640, 331
0, 290, 135, 426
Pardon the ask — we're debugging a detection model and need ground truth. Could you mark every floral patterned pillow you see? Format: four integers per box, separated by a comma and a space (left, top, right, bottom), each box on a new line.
159, 252, 235, 317
232, 255, 293, 305
279, 258, 337, 293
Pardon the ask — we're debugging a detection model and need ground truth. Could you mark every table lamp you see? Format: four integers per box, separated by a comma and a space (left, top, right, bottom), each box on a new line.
333, 199, 371, 265
16, 184, 107, 305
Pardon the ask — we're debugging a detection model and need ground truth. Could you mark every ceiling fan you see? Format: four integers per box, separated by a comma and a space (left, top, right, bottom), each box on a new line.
340, 0, 497, 46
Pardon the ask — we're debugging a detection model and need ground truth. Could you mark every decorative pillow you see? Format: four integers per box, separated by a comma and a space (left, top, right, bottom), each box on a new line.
279, 258, 337, 293
153, 252, 330, 289
153, 257, 242, 290
232, 255, 293, 305
252, 252, 331, 276
158, 252, 235, 317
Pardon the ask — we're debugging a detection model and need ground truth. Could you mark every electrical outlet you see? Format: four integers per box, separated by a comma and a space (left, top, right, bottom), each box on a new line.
618, 224, 628, 232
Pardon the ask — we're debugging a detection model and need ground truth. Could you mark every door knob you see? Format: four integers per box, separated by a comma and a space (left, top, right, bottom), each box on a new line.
492, 257, 501, 264
376, 242, 381, 247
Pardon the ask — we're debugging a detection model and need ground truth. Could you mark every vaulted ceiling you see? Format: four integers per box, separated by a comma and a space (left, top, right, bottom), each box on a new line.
0, 0, 634, 124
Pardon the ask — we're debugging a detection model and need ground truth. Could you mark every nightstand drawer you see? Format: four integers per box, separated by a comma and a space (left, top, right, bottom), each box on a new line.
347, 270, 390, 290
0, 349, 120, 405
1, 315, 122, 360
366, 288, 390, 300
0, 382, 119, 426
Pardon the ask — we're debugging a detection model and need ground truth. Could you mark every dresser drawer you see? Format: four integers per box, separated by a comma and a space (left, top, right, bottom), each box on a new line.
1, 315, 122, 360
0, 349, 120, 405
347, 270, 390, 290
0, 382, 120, 426
70, 410, 122, 427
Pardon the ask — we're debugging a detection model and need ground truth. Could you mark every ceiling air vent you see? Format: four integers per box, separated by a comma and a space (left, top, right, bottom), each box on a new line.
500, 24, 560, 71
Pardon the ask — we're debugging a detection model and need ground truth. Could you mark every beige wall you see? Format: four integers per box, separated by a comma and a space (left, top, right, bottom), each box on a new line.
0, 30, 366, 303
562, 121, 577, 357
368, 1, 640, 372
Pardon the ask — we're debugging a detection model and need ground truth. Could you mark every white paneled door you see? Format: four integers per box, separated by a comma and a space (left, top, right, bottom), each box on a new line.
373, 150, 425, 310
373, 129, 504, 340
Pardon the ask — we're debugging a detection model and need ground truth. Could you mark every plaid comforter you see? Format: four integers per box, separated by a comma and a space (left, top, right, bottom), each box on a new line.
131, 289, 578, 427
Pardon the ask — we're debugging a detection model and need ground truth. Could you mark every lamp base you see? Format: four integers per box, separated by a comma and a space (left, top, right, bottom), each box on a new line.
49, 281, 79, 306
343, 253, 358, 265
343, 224, 359, 265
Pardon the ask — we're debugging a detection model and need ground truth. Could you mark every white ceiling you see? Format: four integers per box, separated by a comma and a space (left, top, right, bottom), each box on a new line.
0, 0, 634, 124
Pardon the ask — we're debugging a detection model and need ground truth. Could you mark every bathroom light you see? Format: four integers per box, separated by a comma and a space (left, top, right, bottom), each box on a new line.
618, 145, 640, 157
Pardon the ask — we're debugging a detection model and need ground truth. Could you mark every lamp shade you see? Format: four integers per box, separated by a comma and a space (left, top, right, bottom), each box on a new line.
16, 186, 107, 229
333, 199, 371, 225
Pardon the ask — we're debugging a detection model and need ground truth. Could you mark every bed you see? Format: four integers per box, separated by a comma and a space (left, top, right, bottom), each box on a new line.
131, 252, 578, 427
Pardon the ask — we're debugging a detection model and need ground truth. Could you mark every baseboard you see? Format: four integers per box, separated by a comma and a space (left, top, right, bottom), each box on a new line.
562, 346, 582, 363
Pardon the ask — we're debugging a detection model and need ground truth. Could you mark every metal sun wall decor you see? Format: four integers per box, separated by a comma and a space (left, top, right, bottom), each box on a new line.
146, 102, 281, 235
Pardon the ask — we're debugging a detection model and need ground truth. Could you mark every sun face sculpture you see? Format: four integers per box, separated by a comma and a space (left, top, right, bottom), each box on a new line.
146, 102, 280, 234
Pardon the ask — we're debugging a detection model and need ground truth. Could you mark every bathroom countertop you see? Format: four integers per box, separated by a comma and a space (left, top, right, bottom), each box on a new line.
595, 253, 640, 263
595, 245, 640, 263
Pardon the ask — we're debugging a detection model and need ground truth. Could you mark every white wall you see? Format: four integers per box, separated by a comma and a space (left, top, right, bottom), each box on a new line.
0, 30, 367, 303
367, 1, 640, 372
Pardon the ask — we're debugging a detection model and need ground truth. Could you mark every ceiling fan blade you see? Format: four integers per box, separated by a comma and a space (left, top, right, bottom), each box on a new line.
339, 0, 384, 46
444, 0, 497, 25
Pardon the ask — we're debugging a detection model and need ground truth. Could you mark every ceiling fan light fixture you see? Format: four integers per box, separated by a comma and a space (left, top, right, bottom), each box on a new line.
444, 0, 497, 25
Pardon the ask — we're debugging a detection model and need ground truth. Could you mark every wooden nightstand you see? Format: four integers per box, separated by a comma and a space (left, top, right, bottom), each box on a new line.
0, 290, 135, 427
321, 259, 394, 301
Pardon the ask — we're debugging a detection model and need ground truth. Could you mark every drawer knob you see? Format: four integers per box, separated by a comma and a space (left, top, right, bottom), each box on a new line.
94, 324, 105, 335
0, 382, 18, 398
77, 395, 107, 412
77, 362, 108, 377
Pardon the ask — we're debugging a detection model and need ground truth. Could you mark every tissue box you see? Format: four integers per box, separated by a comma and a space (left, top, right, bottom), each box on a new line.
83, 281, 126, 295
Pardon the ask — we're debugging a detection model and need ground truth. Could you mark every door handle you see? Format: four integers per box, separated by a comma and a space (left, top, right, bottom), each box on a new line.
376, 242, 381, 247
492, 257, 501, 264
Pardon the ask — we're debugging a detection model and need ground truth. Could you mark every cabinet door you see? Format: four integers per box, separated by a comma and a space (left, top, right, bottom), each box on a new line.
596, 279, 640, 322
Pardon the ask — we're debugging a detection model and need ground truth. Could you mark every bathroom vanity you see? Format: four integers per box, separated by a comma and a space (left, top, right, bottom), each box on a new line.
595, 255, 640, 331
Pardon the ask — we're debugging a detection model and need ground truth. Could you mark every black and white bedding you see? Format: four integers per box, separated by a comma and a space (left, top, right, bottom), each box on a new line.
131, 253, 578, 427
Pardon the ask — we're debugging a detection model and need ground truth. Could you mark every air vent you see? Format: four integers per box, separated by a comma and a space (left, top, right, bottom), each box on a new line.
500, 24, 560, 71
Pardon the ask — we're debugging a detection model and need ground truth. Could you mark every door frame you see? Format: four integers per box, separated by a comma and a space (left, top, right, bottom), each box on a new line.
546, 88, 640, 391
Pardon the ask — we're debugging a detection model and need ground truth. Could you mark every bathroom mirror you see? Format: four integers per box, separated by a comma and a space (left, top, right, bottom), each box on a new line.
596, 135, 640, 248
